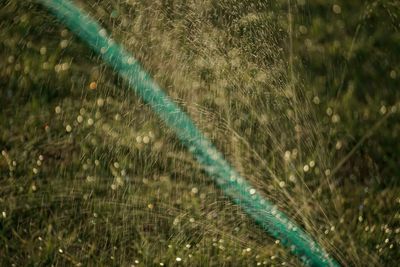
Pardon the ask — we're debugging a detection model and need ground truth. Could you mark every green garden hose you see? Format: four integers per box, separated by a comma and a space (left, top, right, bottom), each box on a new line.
36, 0, 340, 266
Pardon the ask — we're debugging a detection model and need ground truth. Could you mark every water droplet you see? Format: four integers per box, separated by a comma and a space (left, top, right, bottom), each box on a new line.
61, 29, 68, 37
284, 150, 291, 161
380, 105, 387, 115
389, 70, 397, 79
335, 141, 343, 150
332, 114, 340, 123
62, 62, 71, 72
40, 46, 47, 55
143, 136, 150, 144
97, 98, 105, 107
99, 28, 107, 37
191, 187, 198, 194
89, 82, 97, 90
303, 164, 310, 172
326, 107, 333, 116
60, 39, 69, 49
127, 57, 136, 64
332, 4, 342, 14
299, 25, 308, 35
65, 125, 72, 133
7, 55, 15, 64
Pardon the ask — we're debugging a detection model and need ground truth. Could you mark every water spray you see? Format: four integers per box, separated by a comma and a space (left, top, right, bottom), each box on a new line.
36, 0, 340, 266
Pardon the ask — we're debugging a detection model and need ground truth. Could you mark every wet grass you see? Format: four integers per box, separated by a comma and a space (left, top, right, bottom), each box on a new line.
1, 1, 399, 266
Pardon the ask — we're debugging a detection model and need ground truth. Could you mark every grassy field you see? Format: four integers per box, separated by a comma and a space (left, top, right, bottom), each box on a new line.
1, 0, 399, 266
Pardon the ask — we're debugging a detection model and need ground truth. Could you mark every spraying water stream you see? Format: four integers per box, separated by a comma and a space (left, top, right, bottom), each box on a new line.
36, 0, 340, 266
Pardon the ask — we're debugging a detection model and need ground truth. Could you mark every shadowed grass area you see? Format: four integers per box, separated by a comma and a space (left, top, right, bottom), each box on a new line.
1, 0, 399, 266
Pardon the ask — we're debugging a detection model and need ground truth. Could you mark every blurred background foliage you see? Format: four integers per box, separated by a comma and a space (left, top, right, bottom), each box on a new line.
292, 0, 400, 183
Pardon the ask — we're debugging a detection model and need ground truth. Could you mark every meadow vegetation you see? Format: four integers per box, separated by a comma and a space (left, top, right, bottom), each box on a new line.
0, 0, 399, 266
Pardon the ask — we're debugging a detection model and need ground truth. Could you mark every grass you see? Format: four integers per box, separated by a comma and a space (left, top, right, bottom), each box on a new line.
0, 0, 399, 266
